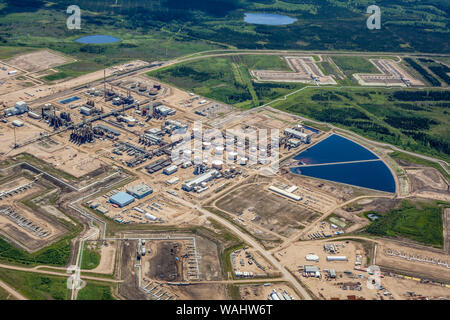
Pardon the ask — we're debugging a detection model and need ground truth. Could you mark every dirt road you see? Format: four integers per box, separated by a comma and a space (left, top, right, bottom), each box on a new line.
0, 279, 27, 300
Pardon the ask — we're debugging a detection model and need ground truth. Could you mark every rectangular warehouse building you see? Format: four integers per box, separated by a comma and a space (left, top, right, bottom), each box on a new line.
126, 183, 153, 199
182, 169, 218, 191
109, 192, 135, 207
284, 128, 311, 143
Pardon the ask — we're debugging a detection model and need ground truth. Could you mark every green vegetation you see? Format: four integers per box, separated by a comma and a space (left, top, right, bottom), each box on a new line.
227, 284, 241, 300
365, 200, 446, 247
149, 55, 302, 109
222, 243, 245, 279
418, 58, 450, 86
404, 57, 441, 86
0, 268, 69, 300
0, 236, 73, 267
81, 248, 101, 270
0, 45, 35, 59
331, 55, 377, 79
0, 285, 16, 300
77, 282, 115, 300
272, 87, 450, 162
1, 0, 447, 83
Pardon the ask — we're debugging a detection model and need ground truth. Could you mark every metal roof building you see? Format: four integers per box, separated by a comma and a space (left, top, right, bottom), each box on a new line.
182, 169, 218, 191
109, 192, 135, 207
126, 183, 153, 199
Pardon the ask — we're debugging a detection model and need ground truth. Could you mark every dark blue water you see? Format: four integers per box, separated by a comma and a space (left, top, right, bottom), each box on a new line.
75, 35, 120, 44
302, 125, 320, 134
293, 134, 379, 165
60, 96, 80, 104
244, 13, 297, 26
290, 161, 396, 193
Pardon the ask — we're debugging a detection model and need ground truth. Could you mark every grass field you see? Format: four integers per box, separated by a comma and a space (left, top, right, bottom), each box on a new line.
331, 55, 378, 80
0, 45, 36, 59
0, 268, 69, 300
0, 235, 73, 267
0, 285, 16, 300
149, 55, 303, 109
77, 282, 115, 300
81, 248, 101, 270
365, 200, 446, 247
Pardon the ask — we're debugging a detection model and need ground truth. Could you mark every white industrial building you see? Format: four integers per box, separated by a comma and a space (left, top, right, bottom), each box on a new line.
155, 104, 176, 116
5, 101, 28, 116
326, 256, 348, 262
182, 169, 219, 192
269, 186, 302, 201
12, 120, 24, 127
163, 165, 178, 175
284, 128, 311, 143
80, 106, 92, 116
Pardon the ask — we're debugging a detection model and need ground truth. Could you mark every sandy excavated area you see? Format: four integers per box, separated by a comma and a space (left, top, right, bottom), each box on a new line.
6, 50, 69, 73
1, 60, 148, 105
381, 276, 450, 299
89, 241, 117, 274
375, 242, 450, 282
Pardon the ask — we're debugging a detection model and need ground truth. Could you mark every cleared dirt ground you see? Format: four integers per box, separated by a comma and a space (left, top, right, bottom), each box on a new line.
117, 240, 148, 300
375, 242, 450, 283
239, 282, 298, 300
216, 181, 319, 238
6, 50, 69, 73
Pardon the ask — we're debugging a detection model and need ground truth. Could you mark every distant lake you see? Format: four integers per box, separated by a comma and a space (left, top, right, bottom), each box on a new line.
75, 35, 121, 44
244, 13, 297, 26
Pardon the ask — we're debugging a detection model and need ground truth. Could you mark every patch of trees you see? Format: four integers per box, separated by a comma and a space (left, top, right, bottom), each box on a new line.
166, 66, 211, 82
402, 131, 450, 156
404, 58, 441, 86
392, 90, 450, 101
311, 92, 342, 101
385, 115, 438, 131
394, 103, 428, 111
429, 64, 450, 85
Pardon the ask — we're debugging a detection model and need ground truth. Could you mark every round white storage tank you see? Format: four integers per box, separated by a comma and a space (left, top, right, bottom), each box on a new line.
250, 146, 257, 153
228, 151, 238, 160
215, 146, 224, 154
239, 157, 248, 165
212, 159, 223, 170
305, 254, 319, 262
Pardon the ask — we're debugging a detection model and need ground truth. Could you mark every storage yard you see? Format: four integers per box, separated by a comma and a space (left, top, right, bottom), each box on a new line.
354, 59, 423, 87
239, 283, 299, 300
0, 173, 69, 252
251, 56, 337, 85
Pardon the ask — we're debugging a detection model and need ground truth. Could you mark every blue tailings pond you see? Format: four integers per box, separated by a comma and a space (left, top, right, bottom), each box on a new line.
75, 35, 120, 44
290, 134, 396, 193
244, 13, 297, 26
